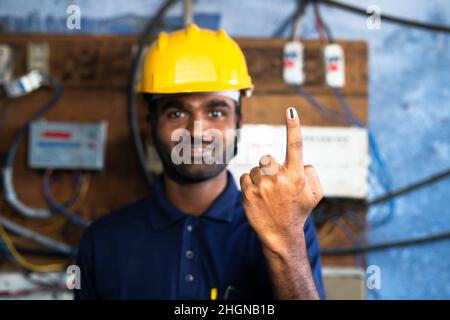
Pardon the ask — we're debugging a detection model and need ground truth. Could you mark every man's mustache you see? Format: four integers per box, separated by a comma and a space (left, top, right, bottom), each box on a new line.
174, 137, 219, 145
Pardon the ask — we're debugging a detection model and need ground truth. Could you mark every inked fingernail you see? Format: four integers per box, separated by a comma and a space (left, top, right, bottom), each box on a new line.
288, 107, 297, 119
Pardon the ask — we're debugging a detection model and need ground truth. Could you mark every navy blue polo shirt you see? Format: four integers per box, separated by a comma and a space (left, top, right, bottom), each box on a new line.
75, 171, 325, 300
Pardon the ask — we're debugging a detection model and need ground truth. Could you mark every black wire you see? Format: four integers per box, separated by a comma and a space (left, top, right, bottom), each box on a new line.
128, 0, 180, 189
318, 0, 450, 34
290, 0, 307, 40
319, 168, 450, 255
294, 0, 308, 23
272, 11, 298, 37
326, 166, 450, 222
369, 167, 450, 206
321, 230, 450, 256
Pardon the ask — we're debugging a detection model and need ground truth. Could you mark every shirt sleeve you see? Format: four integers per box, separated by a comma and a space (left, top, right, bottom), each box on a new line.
303, 215, 326, 300
74, 226, 100, 300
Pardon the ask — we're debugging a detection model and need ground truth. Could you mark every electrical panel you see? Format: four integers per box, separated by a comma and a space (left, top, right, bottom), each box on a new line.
28, 121, 107, 170
229, 125, 369, 198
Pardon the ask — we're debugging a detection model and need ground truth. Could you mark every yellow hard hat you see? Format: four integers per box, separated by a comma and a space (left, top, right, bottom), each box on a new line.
138, 24, 253, 96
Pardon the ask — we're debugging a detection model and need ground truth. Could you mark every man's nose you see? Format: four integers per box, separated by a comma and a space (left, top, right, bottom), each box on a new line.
185, 113, 209, 138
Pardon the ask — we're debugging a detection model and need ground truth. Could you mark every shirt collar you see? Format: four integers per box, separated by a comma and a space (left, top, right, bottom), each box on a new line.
149, 171, 239, 230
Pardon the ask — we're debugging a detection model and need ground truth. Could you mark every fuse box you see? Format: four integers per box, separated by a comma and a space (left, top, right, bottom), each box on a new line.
28, 121, 107, 170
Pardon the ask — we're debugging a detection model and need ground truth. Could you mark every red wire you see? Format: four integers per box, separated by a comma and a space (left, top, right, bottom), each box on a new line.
313, 4, 329, 44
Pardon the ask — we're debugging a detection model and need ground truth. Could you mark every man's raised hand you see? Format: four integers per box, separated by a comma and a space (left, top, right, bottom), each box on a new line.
240, 107, 324, 254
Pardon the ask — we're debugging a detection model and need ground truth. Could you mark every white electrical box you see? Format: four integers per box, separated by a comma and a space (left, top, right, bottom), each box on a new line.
0, 44, 13, 84
283, 41, 305, 85
324, 43, 346, 88
322, 267, 365, 300
27, 42, 50, 74
28, 121, 107, 170
228, 125, 369, 199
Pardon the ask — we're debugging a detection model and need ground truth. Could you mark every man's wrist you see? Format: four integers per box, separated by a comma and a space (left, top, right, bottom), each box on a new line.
262, 230, 308, 262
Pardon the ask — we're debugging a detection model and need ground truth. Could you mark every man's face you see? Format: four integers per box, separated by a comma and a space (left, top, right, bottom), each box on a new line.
150, 93, 240, 183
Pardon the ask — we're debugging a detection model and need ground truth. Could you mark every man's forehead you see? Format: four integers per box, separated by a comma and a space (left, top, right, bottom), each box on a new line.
156, 93, 236, 108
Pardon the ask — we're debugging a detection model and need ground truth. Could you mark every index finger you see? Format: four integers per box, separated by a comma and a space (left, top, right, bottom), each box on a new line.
285, 107, 304, 172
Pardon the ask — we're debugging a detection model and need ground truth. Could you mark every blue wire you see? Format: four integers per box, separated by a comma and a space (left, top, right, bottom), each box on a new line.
42, 170, 91, 228
333, 88, 395, 226
296, 86, 395, 227
296, 86, 348, 122
3, 74, 90, 228
3, 74, 62, 168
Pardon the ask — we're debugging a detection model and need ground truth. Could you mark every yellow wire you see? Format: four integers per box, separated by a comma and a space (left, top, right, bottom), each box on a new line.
0, 172, 91, 273
8, 234, 29, 246
69, 172, 91, 211
0, 223, 65, 272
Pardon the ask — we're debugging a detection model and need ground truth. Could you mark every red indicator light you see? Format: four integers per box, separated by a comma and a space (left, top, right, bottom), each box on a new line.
41, 131, 72, 139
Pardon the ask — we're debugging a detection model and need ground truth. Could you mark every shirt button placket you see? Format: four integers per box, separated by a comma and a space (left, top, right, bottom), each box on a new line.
179, 218, 197, 298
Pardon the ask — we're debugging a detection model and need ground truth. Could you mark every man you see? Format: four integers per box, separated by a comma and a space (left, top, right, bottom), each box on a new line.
75, 24, 325, 300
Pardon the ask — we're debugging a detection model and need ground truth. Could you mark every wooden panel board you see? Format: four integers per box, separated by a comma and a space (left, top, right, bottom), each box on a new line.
239, 38, 368, 96
242, 94, 367, 126
0, 34, 368, 269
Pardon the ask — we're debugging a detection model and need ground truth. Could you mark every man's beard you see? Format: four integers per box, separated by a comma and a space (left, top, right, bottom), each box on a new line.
152, 131, 238, 184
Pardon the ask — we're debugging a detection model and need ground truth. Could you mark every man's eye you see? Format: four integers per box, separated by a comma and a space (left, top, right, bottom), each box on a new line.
168, 110, 184, 119
209, 110, 224, 118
